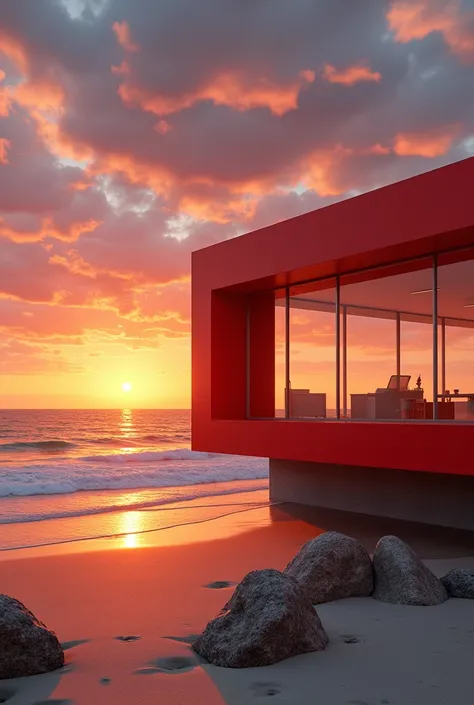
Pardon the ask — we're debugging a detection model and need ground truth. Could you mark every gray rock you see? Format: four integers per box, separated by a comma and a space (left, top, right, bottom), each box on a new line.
193, 569, 328, 667
373, 535, 447, 606
441, 568, 474, 599
0, 594, 64, 679
284, 531, 373, 604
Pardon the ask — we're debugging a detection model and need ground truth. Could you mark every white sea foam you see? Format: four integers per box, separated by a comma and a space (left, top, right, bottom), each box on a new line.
0, 448, 268, 501
81, 448, 214, 463
0, 411, 269, 543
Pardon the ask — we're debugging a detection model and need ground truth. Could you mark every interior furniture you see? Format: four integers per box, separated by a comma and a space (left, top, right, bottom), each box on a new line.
287, 389, 326, 418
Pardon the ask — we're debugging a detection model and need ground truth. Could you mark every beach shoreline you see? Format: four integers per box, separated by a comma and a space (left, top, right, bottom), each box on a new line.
2, 494, 474, 704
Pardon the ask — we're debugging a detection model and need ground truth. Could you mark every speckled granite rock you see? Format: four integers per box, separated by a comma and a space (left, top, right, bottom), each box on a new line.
193, 569, 328, 667
284, 531, 373, 604
441, 568, 474, 599
0, 594, 64, 679
373, 536, 447, 606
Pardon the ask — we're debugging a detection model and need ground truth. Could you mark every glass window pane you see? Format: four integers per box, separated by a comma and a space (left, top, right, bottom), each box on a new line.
289, 279, 337, 419
275, 290, 286, 418
437, 249, 474, 421
340, 259, 434, 420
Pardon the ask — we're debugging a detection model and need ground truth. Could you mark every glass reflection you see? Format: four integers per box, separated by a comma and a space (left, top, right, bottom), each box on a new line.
289, 279, 337, 419
341, 261, 433, 420
275, 291, 286, 418
437, 251, 474, 421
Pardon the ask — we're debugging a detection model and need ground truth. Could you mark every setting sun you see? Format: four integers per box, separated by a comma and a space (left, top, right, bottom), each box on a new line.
122, 382, 133, 393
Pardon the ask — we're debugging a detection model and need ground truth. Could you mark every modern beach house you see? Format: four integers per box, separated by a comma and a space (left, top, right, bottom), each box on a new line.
191, 157, 474, 530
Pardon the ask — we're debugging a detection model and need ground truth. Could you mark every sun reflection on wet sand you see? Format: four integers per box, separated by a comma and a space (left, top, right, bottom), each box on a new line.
121, 510, 144, 548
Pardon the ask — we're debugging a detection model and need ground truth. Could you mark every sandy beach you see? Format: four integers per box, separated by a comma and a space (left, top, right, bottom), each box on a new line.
2, 495, 474, 705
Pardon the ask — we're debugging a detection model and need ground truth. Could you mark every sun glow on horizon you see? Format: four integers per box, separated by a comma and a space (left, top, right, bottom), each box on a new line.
122, 381, 133, 393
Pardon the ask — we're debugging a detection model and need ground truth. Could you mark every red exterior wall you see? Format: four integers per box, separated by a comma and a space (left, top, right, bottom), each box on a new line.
191, 157, 474, 476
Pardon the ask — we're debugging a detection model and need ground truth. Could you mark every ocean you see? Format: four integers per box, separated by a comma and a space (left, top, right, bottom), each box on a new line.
0, 409, 269, 552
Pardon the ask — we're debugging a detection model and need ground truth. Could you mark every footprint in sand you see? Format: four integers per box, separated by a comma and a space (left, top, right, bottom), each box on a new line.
163, 634, 200, 645
251, 682, 282, 698
204, 581, 236, 589
61, 639, 90, 651
347, 700, 389, 705
135, 656, 197, 675
33, 701, 76, 705
0, 686, 16, 703
340, 634, 361, 644
115, 635, 142, 642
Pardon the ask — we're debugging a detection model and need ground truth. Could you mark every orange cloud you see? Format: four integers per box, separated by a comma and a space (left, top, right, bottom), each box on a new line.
90, 152, 175, 198
50, 250, 133, 281
388, 1, 474, 60
0, 30, 29, 73
178, 193, 259, 224
0, 68, 10, 116
301, 145, 354, 196
0, 138, 10, 164
0, 217, 101, 243
393, 126, 459, 157
118, 69, 315, 117
323, 62, 381, 85
112, 21, 139, 52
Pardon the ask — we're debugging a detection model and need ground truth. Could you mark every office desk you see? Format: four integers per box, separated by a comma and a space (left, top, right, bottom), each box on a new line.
351, 390, 423, 420
288, 389, 326, 418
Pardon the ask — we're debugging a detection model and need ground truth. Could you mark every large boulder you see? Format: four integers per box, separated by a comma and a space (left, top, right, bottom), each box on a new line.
284, 531, 373, 604
193, 569, 328, 667
373, 536, 447, 606
441, 568, 474, 599
0, 595, 64, 679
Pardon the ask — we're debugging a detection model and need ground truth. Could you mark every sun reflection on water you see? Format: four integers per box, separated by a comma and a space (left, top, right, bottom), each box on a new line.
115, 408, 138, 454
119, 408, 135, 439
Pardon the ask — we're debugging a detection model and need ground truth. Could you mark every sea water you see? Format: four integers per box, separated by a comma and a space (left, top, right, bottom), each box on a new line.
0, 409, 269, 551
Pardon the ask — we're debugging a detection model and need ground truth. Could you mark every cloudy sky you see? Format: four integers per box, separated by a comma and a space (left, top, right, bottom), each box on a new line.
0, 0, 473, 408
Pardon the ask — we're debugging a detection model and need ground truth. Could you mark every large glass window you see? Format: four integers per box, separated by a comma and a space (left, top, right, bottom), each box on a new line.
275, 290, 286, 418
266, 249, 474, 424
437, 250, 474, 421
289, 279, 337, 419
340, 260, 434, 420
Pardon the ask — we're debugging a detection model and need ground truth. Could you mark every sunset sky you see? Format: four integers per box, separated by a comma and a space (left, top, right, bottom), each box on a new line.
1, 0, 474, 408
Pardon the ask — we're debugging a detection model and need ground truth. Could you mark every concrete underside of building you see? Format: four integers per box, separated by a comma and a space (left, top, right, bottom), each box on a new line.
269, 459, 474, 531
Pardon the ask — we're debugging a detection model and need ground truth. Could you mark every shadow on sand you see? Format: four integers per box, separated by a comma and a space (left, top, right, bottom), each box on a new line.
269, 502, 474, 559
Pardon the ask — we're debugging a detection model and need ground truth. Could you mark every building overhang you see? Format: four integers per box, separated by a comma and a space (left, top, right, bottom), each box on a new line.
191, 157, 474, 476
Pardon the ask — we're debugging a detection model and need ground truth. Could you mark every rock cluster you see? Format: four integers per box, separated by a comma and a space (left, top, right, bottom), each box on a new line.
193, 569, 328, 668
284, 531, 373, 603
0, 594, 64, 679
441, 568, 474, 599
194, 531, 473, 668
372, 535, 447, 606
4, 530, 468, 677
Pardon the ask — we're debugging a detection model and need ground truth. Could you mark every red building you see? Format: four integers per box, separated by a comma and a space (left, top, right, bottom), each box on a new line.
192, 158, 474, 530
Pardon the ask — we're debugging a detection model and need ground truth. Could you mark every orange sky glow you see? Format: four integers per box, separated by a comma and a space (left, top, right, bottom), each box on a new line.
1, 0, 474, 408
